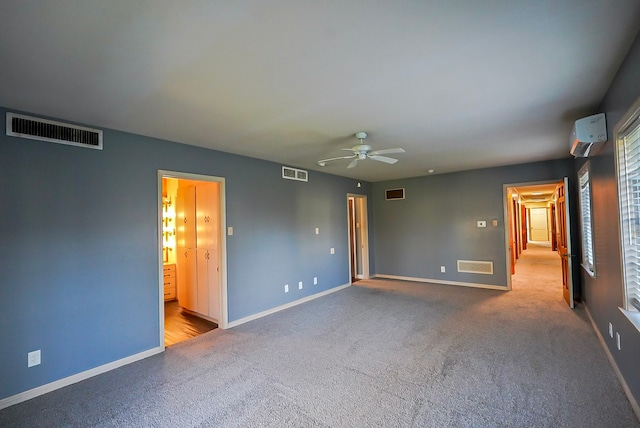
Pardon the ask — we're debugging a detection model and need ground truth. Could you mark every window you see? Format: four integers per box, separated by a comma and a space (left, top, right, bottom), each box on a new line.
578, 163, 595, 276
616, 104, 640, 313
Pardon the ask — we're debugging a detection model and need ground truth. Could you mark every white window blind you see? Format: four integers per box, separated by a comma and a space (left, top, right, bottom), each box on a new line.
617, 114, 640, 312
578, 163, 595, 275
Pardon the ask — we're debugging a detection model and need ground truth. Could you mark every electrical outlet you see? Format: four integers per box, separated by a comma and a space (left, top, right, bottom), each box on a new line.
440, 266, 445, 273
477, 220, 486, 228
28, 350, 41, 368
284, 284, 289, 293
314, 277, 318, 285
330, 248, 335, 254
298, 281, 303, 290
609, 322, 613, 338
616, 332, 621, 350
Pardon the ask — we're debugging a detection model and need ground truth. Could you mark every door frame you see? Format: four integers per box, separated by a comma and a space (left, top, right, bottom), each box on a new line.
502, 179, 565, 290
347, 194, 370, 282
157, 170, 229, 350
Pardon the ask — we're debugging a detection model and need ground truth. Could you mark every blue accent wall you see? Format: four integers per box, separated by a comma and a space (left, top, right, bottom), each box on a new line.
580, 30, 640, 406
0, 108, 371, 400
372, 159, 577, 287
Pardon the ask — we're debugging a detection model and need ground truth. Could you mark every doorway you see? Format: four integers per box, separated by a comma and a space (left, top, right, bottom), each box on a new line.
158, 171, 228, 349
504, 179, 574, 307
348, 194, 369, 283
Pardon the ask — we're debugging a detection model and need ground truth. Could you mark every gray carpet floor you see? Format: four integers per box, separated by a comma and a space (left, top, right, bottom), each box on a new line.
1, 243, 638, 427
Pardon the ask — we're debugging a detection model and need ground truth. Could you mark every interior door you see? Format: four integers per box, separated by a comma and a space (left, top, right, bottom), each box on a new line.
556, 178, 574, 308
529, 207, 549, 241
520, 204, 527, 251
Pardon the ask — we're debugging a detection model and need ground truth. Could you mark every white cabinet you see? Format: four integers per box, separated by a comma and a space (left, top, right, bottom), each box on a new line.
176, 183, 221, 321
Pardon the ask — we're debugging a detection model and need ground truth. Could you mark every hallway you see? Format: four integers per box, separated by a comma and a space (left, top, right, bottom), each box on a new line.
511, 240, 565, 303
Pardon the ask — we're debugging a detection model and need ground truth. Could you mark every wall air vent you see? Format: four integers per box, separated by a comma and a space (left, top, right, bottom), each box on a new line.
385, 188, 405, 200
6, 112, 103, 150
457, 260, 493, 275
282, 166, 308, 182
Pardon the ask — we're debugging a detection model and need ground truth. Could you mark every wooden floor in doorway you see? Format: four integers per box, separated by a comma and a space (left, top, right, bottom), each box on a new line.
164, 300, 217, 347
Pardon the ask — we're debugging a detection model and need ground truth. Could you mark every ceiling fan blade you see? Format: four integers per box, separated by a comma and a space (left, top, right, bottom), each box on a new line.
369, 155, 398, 164
370, 148, 405, 155
347, 158, 359, 169
318, 154, 356, 166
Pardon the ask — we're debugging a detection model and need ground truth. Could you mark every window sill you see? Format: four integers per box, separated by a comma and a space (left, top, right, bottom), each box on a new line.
581, 263, 596, 278
619, 307, 640, 333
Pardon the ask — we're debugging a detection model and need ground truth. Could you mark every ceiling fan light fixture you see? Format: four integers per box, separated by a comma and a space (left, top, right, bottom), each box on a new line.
316, 131, 404, 169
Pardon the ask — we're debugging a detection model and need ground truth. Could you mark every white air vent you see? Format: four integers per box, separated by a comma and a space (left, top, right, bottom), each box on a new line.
385, 188, 405, 200
6, 113, 103, 150
282, 166, 308, 182
457, 260, 493, 275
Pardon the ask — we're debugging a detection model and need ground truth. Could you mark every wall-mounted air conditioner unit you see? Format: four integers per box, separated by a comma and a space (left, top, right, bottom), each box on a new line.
569, 113, 607, 157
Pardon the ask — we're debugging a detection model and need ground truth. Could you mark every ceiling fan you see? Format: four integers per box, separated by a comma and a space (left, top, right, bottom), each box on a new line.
317, 132, 405, 169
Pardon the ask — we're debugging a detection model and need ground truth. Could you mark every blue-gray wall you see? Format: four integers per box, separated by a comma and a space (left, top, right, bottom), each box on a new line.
372, 159, 578, 288
0, 108, 371, 400
580, 31, 640, 406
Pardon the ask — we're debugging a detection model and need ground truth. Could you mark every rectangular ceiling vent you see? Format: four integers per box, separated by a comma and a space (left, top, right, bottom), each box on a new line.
282, 166, 308, 182
385, 188, 405, 200
6, 112, 103, 150
457, 260, 494, 275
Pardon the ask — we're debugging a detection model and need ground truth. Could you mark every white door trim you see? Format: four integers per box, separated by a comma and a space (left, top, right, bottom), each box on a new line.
347, 193, 370, 282
157, 170, 229, 351
502, 179, 562, 291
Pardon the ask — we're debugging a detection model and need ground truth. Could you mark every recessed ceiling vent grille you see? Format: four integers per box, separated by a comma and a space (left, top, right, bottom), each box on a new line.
282, 166, 308, 182
457, 260, 493, 275
6, 112, 103, 150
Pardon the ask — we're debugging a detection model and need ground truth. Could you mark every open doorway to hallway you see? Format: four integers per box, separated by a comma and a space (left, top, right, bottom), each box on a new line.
505, 180, 574, 307
348, 194, 369, 283
159, 171, 228, 348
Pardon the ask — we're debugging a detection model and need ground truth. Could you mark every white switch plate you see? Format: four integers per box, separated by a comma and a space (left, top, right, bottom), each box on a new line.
616, 332, 621, 350
298, 281, 303, 290
440, 266, 445, 273
609, 322, 613, 338
28, 350, 41, 367
477, 220, 486, 228
315, 227, 319, 235
284, 284, 289, 293
314, 276, 318, 285
330, 248, 335, 254
228, 226, 234, 236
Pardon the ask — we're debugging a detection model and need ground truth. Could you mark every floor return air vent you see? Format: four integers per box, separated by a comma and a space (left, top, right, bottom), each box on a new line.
457, 260, 494, 275
6, 112, 103, 150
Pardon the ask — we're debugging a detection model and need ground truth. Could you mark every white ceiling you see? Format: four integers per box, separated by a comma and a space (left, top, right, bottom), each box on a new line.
1, 1, 639, 182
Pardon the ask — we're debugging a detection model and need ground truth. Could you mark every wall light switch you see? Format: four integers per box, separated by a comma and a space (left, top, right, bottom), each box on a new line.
28, 350, 41, 368
315, 228, 319, 235
492, 219, 498, 227
284, 284, 289, 293
298, 281, 303, 290
440, 266, 445, 273
330, 248, 335, 254
477, 220, 486, 228
314, 277, 318, 285
228, 226, 234, 236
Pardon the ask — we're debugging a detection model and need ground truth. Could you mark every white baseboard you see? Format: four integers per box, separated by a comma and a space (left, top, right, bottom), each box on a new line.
226, 283, 351, 328
0, 346, 163, 410
373, 274, 508, 291
584, 304, 640, 422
